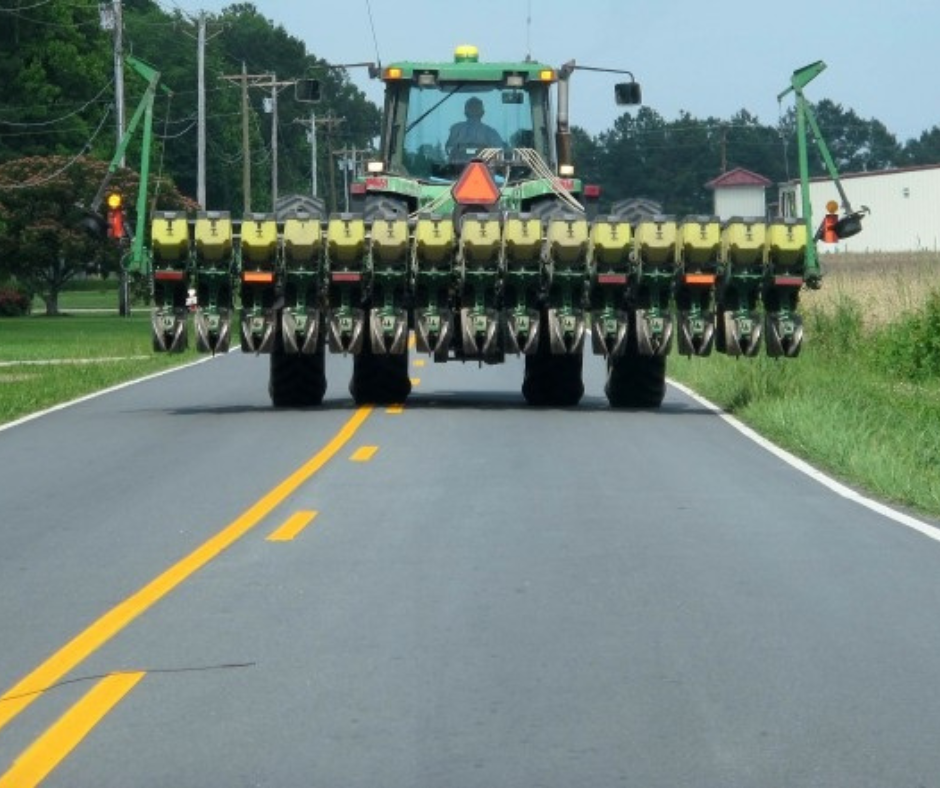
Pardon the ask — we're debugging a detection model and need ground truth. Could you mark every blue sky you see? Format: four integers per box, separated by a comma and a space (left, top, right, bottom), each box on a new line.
162, 0, 940, 142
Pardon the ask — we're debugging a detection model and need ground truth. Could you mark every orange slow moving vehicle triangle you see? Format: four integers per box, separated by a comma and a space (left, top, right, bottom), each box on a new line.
451, 160, 501, 206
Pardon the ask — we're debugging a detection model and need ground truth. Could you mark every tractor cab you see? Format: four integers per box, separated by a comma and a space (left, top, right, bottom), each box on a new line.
376, 46, 558, 181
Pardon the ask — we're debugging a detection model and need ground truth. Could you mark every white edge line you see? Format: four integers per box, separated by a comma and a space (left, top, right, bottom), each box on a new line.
668, 377, 940, 544
0, 354, 223, 434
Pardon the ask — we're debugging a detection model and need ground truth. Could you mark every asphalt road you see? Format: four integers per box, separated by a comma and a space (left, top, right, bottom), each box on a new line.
2, 350, 940, 787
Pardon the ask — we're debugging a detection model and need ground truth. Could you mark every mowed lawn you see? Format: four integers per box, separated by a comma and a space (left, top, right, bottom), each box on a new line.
0, 312, 201, 425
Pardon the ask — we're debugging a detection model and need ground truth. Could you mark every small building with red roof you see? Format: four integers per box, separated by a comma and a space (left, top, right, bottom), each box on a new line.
705, 167, 772, 220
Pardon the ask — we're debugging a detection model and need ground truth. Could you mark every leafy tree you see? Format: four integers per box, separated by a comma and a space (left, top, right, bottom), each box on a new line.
214, 3, 380, 210
0, 156, 192, 314
807, 99, 900, 173
723, 109, 791, 185
0, 0, 926, 224
900, 126, 940, 166
570, 126, 602, 187
594, 109, 721, 215
595, 106, 667, 207
0, 0, 112, 161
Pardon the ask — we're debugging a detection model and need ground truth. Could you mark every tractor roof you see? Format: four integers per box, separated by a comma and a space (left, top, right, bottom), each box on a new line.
381, 45, 557, 84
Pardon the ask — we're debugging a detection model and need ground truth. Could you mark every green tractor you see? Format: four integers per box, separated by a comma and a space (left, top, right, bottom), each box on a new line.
150, 48, 843, 409
330, 44, 654, 408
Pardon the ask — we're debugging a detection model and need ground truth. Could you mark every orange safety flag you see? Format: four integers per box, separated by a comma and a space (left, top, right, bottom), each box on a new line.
821, 213, 839, 243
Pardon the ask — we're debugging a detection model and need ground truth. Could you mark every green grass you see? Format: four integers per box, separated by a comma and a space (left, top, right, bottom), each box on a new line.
0, 313, 199, 425
668, 296, 940, 519
30, 278, 122, 312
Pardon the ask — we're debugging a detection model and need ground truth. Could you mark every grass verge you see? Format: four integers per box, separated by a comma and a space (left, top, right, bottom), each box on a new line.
0, 313, 198, 426
669, 252, 940, 520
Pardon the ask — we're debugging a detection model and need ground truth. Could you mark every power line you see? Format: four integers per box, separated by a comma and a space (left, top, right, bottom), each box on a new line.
0, 80, 115, 128
155, 119, 196, 140
0, 105, 112, 190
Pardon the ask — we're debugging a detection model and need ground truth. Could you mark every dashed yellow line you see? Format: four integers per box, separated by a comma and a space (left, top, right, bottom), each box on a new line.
0, 671, 145, 788
267, 511, 318, 542
410, 377, 421, 386
0, 406, 373, 734
385, 405, 405, 415
413, 359, 426, 368
350, 445, 379, 462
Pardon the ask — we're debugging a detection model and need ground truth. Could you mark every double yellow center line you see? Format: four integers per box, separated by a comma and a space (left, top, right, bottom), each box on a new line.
0, 672, 144, 788
0, 406, 374, 776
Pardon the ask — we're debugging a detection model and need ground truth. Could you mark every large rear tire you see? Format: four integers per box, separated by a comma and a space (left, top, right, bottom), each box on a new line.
269, 348, 327, 408
522, 310, 584, 407
605, 332, 666, 409
349, 329, 412, 405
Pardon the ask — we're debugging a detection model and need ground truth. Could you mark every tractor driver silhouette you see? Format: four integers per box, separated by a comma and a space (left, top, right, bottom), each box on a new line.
446, 97, 504, 160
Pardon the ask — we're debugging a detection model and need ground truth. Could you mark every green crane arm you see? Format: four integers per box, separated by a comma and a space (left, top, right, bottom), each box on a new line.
89, 55, 170, 275
778, 60, 866, 287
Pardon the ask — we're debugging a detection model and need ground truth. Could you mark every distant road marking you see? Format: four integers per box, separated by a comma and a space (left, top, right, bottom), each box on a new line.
267, 511, 318, 542
385, 404, 405, 415
410, 377, 421, 386
669, 379, 940, 541
413, 359, 426, 368
0, 671, 145, 788
0, 406, 373, 733
0, 357, 149, 367
350, 445, 378, 462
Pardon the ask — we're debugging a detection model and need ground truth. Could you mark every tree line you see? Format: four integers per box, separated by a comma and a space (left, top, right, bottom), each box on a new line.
574, 104, 940, 217
1, 0, 938, 313
0, 0, 379, 311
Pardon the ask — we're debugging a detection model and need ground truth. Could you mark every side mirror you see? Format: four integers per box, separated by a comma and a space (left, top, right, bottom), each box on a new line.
614, 81, 642, 106
295, 78, 321, 103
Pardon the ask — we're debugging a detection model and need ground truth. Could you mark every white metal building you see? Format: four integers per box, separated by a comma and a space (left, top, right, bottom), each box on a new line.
780, 163, 940, 253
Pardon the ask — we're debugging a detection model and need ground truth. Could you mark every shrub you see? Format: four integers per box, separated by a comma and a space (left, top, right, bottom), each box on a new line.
806, 296, 864, 356
0, 285, 31, 316
874, 290, 940, 381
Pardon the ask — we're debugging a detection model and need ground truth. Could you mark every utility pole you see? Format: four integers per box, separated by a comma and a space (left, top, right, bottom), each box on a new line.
311, 110, 317, 198
220, 63, 257, 213
333, 146, 371, 211
240, 63, 250, 213
222, 70, 297, 214
179, 12, 223, 208
197, 12, 206, 207
293, 111, 321, 198
271, 73, 279, 211
113, 0, 125, 167
328, 116, 336, 213
315, 115, 344, 212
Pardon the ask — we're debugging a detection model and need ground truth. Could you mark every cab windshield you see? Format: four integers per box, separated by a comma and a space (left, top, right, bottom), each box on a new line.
400, 83, 540, 179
